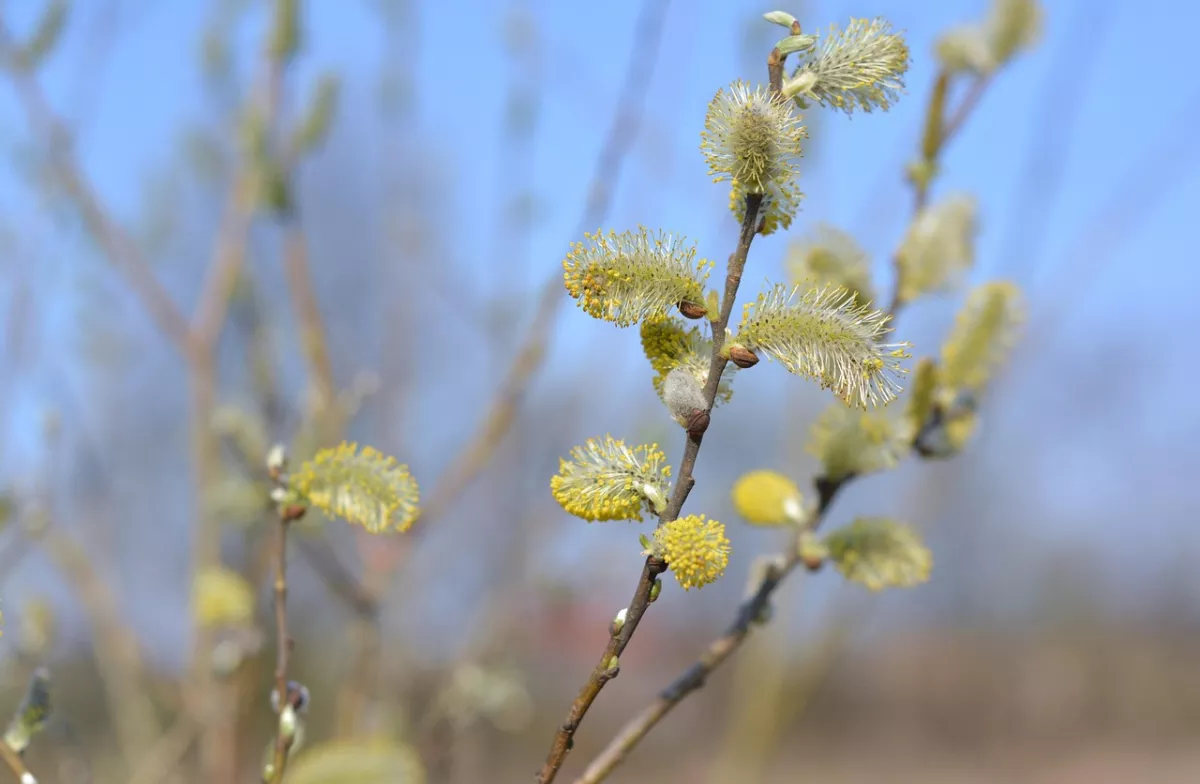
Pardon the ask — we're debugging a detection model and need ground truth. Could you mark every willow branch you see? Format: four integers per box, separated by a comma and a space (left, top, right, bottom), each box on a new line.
0, 18, 193, 356
293, 534, 378, 620
127, 716, 199, 784
0, 739, 34, 784
536, 191, 764, 783
573, 479, 846, 784
280, 222, 339, 435
268, 506, 293, 783
940, 75, 991, 149
36, 523, 160, 773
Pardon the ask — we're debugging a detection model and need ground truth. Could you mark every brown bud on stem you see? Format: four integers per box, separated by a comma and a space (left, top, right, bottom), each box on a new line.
685, 408, 710, 441
678, 300, 707, 320
280, 504, 308, 523
801, 553, 825, 572
728, 344, 759, 368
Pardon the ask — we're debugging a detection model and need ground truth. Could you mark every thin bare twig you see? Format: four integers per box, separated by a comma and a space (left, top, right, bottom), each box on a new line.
281, 222, 339, 431
127, 716, 199, 784
294, 534, 378, 620
939, 75, 991, 152
0, 19, 194, 356
35, 522, 161, 775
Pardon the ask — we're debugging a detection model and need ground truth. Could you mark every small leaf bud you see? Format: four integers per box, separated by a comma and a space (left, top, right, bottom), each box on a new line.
266, 444, 288, 477
763, 11, 797, 28
610, 608, 628, 638
728, 344, 760, 368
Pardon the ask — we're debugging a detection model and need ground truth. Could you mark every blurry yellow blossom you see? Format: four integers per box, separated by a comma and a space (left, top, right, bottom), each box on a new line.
940, 281, 1024, 393
731, 470, 805, 526
786, 223, 875, 304
807, 404, 908, 480
194, 567, 256, 628
824, 517, 932, 590
896, 194, 977, 304
289, 442, 420, 533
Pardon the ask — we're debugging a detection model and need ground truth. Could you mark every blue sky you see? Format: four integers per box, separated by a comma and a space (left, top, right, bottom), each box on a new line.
1, 0, 1199, 658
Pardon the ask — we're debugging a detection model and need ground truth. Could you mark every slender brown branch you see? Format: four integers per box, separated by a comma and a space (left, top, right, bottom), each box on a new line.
128, 716, 199, 784
574, 478, 847, 784
576, 99, 978, 764
940, 74, 991, 153
192, 180, 257, 348
0, 18, 194, 356
281, 222, 339, 432
268, 507, 294, 783
536, 190, 764, 784
537, 30, 811, 782
31, 516, 161, 774
293, 533, 378, 620
0, 738, 34, 783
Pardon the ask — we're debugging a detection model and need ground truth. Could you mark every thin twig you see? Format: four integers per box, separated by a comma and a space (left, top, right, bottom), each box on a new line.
293, 534, 378, 620
35, 522, 161, 775
537, 31, 808, 781
268, 507, 295, 783
281, 220, 340, 437
574, 479, 847, 784
536, 185, 764, 783
939, 75, 991, 151
0, 739, 34, 783
0, 19, 194, 356
127, 716, 199, 784
577, 48, 999, 779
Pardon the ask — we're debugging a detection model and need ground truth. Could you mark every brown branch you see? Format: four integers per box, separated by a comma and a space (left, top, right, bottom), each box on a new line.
0, 738, 34, 783
265, 493, 302, 784
269, 508, 293, 782
537, 29, 814, 781
573, 478, 847, 784
191, 180, 257, 348
35, 522, 161, 774
940, 74, 991, 151
574, 65, 998, 768
280, 223, 339, 435
128, 716, 199, 784
293, 533, 378, 620
0, 18, 194, 356
536, 190, 764, 784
